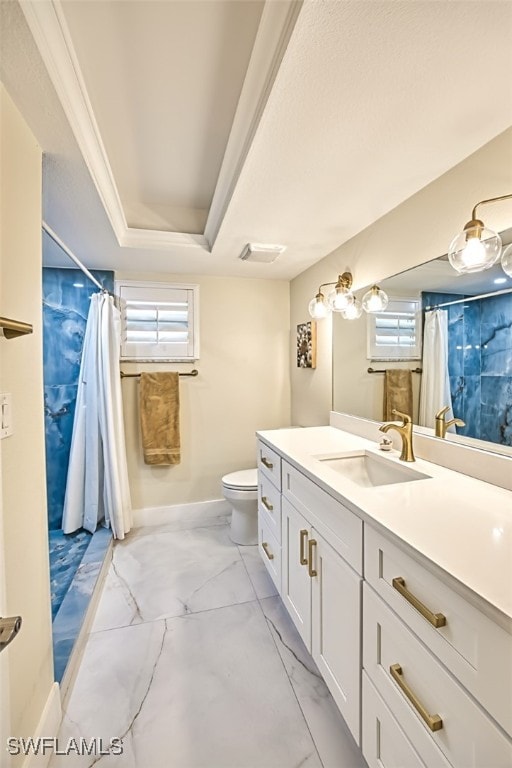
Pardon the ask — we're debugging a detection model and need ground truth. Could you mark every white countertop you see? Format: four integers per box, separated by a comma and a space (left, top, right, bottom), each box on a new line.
257, 426, 512, 627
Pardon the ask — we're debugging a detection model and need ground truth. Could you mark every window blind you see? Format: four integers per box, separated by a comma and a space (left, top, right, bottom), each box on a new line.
117, 281, 199, 361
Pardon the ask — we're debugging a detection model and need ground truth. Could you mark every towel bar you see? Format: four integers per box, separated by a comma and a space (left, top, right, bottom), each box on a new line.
120, 370, 198, 378
368, 367, 422, 374
0, 317, 33, 339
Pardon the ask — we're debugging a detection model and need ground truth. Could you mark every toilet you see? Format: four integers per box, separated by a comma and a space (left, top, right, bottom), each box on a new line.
221, 469, 258, 545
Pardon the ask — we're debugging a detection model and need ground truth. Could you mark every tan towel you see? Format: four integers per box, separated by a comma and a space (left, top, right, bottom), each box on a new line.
139, 372, 180, 465
383, 369, 413, 420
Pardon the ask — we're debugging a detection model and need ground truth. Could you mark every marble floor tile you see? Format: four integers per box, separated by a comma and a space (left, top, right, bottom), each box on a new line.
53, 602, 322, 768
238, 544, 278, 600
91, 524, 256, 632
260, 596, 366, 768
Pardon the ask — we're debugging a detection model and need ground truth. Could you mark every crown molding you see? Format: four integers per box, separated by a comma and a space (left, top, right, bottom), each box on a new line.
20, 0, 127, 241
120, 227, 209, 250
204, 0, 304, 247
20, 0, 210, 252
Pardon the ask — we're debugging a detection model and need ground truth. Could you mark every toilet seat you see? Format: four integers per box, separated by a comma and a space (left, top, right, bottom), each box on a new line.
222, 468, 258, 491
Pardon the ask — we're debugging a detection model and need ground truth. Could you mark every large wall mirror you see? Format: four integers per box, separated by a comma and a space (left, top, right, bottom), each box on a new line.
332, 228, 512, 457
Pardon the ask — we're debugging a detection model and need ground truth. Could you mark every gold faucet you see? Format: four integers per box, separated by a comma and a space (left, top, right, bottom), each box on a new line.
435, 406, 465, 438
379, 409, 415, 462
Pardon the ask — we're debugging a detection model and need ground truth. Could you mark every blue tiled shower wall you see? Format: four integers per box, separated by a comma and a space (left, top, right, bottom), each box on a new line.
43, 268, 114, 680
43, 267, 114, 529
422, 291, 512, 446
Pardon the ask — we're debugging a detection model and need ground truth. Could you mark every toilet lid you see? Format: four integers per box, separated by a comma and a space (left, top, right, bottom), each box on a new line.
222, 468, 258, 490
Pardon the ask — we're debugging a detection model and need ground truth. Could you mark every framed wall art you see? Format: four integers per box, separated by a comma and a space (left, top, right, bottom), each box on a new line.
297, 321, 316, 369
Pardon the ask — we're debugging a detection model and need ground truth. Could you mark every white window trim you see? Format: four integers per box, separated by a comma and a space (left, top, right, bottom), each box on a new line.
115, 279, 200, 362
366, 296, 422, 361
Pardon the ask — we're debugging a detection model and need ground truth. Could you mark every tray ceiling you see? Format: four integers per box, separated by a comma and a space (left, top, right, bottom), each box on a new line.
3, 0, 512, 278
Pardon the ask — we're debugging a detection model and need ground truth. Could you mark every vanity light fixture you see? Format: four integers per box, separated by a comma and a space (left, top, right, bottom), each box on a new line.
341, 298, 363, 319
327, 273, 355, 312
308, 290, 330, 319
361, 285, 389, 313
447, 193, 512, 275
501, 243, 512, 278
308, 272, 354, 319
307, 273, 389, 320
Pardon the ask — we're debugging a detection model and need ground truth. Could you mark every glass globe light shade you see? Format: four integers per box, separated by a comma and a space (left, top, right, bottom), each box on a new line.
362, 285, 389, 313
308, 292, 330, 319
448, 225, 501, 274
327, 286, 354, 312
341, 299, 363, 320
501, 243, 512, 278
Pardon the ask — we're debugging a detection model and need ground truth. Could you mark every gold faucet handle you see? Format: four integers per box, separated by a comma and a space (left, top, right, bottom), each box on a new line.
435, 406, 451, 420
391, 409, 412, 424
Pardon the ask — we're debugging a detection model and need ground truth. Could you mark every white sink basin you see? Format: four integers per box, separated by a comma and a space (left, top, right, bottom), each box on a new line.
314, 451, 430, 488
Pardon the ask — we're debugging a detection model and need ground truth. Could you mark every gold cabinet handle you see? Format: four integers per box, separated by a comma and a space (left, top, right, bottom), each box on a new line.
262, 542, 274, 560
390, 663, 443, 732
261, 496, 273, 512
392, 577, 447, 628
300, 529, 309, 565
308, 539, 317, 577
261, 457, 273, 470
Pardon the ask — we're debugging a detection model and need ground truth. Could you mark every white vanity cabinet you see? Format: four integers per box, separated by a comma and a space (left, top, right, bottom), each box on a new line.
257, 441, 282, 593
256, 431, 512, 768
258, 443, 363, 744
362, 527, 512, 768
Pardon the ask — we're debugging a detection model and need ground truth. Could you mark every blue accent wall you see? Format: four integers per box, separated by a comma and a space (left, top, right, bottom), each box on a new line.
43, 268, 114, 529
422, 291, 512, 446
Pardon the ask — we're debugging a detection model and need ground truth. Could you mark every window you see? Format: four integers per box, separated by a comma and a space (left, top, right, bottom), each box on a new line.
116, 280, 199, 362
367, 297, 421, 361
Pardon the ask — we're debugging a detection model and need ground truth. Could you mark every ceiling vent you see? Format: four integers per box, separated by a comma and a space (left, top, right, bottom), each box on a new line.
238, 243, 286, 263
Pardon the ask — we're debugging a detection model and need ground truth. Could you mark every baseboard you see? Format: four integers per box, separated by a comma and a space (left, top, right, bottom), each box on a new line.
132, 498, 231, 528
22, 682, 61, 768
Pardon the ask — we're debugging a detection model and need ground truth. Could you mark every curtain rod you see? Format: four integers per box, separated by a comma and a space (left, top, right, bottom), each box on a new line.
425, 286, 512, 311
42, 222, 106, 293
367, 367, 422, 374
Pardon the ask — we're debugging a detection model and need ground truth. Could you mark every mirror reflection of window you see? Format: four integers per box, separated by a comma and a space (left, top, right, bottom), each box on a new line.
332, 228, 512, 457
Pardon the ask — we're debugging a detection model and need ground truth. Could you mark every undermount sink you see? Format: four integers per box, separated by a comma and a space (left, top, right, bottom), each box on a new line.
314, 451, 430, 488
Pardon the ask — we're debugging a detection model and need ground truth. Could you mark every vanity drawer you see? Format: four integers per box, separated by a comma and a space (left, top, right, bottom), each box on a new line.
282, 460, 362, 575
363, 584, 512, 768
257, 441, 282, 490
362, 672, 450, 768
258, 512, 281, 594
365, 525, 512, 735
258, 473, 281, 543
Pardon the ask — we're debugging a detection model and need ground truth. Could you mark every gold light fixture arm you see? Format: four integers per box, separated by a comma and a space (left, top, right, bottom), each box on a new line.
471, 193, 512, 223
316, 271, 353, 295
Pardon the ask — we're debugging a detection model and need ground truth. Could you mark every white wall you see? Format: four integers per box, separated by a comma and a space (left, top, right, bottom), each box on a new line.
0, 85, 54, 753
291, 127, 512, 425
116, 272, 291, 510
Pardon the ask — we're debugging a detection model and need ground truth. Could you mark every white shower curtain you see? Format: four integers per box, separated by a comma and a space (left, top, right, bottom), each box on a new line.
62, 293, 132, 539
418, 309, 455, 431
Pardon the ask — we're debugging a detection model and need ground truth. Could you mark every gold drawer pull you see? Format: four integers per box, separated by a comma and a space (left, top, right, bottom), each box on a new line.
390, 663, 443, 732
262, 542, 274, 560
392, 577, 447, 628
261, 496, 274, 512
261, 457, 274, 470
308, 539, 317, 577
300, 529, 309, 565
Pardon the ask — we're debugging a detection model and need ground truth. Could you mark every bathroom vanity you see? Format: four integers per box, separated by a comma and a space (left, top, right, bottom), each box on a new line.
256, 426, 512, 768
